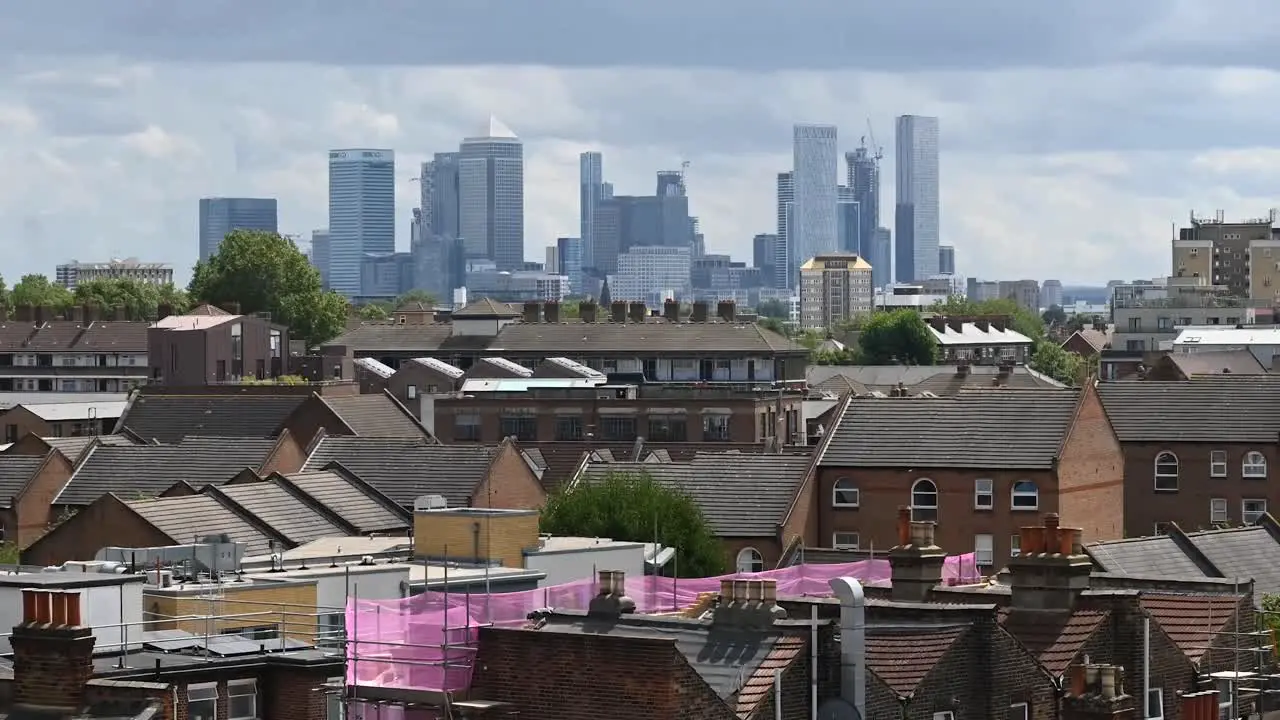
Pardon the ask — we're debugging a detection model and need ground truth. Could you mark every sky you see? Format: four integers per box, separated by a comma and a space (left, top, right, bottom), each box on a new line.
3, 1, 1280, 287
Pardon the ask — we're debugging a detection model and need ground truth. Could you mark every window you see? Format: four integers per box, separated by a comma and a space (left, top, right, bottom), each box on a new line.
454, 413, 481, 442
555, 416, 583, 441
1210, 498, 1228, 523
911, 479, 938, 522
600, 416, 637, 441
406, 384, 417, 400
1243, 499, 1267, 525
702, 414, 731, 442
1146, 687, 1164, 720
1210, 450, 1227, 477
1153, 452, 1179, 491
933, 713, 955, 720
1154, 522, 1171, 535
736, 547, 763, 573
975, 534, 994, 566
974, 478, 993, 510
1243, 451, 1268, 478
832, 532, 860, 550
228, 679, 259, 720
216, 359, 226, 381
647, 416, 687, 442
499, 415, 537, 442
1011, 481, 1038, 510
1010, 534, 1021, 556
188, 682, 217, 720
833, 477, 859, 508
1009, 703, 1029, 720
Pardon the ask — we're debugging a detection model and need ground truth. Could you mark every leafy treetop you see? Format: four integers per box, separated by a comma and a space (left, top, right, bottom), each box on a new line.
73, 278, 190, 320
856, 309, 937, 365
11, 274, 72, 310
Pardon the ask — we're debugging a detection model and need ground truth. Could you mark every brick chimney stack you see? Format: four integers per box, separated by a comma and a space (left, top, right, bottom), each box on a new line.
11, 589, 95, 710
1063, 663, 1137, 719
1008, 513, 1093, 610
587, 570, 636, 617
888, 507, 947, 603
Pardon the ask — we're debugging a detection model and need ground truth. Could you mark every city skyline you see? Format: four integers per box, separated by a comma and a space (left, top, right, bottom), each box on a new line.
1, 3, 1275, 285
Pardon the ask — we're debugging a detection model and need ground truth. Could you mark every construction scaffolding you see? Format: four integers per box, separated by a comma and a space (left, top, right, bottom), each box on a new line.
1183, 579, 1278, 720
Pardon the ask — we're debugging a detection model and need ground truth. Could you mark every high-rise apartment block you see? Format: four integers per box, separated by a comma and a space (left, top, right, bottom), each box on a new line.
894, 115, 940, 282
792, 124, 839, 280
869, 228, 892, 291
997, 280, 1041, 312
198, 197, 278, 261
328, 148, 394, 298
55, 259, 174, 290
1040, 279, 1062, 308
459, 117, 524, 270
799, 253, 873, 329
774, 172, 794, 289
1172, 210, 1280, 303
847, 140, 881, 260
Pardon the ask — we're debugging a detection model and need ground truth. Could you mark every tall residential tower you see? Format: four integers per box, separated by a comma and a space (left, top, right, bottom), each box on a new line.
894, 115, 940, 282
791, 124, 839, 279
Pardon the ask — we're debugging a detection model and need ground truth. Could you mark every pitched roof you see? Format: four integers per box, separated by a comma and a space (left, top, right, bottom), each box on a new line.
808, 365, 1067, 397
0, 320, 148, 352
1000, 608, 1108, 677
523, 441, 782, 491
319, 393, 429, 438
1167, 350, 1265, 377
125, 494, 280, 557
1063, 327, 1113, 353
820, 388, 1082, 469
214, 479, 349, 546
734, 634, 807, 718
282, 468, 409, 534
55, 437, 278, 505
1140, 593, 1244, 665
577, 450, 815, 536
0, 455, 45, 503
1088, 524, 1280, 596
303, 437, 497, 506
1087, 535, 1208, 578
41, 434, 139, 464
118, 394, 306, 443
865, 625, 966, 697
454, 297, 520, 318
1096, 376, 1280, 443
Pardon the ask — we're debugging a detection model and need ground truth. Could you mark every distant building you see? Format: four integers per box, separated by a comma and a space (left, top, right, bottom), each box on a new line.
869, 227, 892, 291
1041, 278, 1063, 308
328, 149, 395, 298
894, 114, 940, 282
791, 124, 839, 275
359, 252, 415, 301
774, 172, 794, 290
799, 253, 873, 329
197, 197, 278, 261
459, 117, 524, 270
310, 229, 330, 290
608, 246, 692, 308
55, 259, 174, 290
997, 279, 1041, 312
1172, 210, 1279, 310
466, 270, 567, 303
938, 244, 955, 275
556, 237, 583, 295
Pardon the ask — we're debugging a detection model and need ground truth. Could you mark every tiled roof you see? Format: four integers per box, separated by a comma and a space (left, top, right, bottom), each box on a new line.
1000, 608, 1108, 677
1167, 350, 1264, 377
820, 389, 1081, 469
282, 468, 409, 534
807, 365, 1068, 395
1087, 536, 1208, 578
320, 394, 429, 438
126, 494, 280, 557
1185, 527, 1280, 596
0, 456, 45, 503
524, 441, 787, 491
1089, 524, 1280, 597
0, 320, 148, 352
56, 437, 278, 505
215, 479, 349, 546
118, 394, 306, 443
303, 436, 497, 506
41, 434, 139, 464
1064, 327, 1113, 353
1140, 593, 1244, 665
577, 450, 815, 536
735, 634, 806, 718
454, 297, 520, 318
1097, 376, 1280, 443
865, 625, 966, 697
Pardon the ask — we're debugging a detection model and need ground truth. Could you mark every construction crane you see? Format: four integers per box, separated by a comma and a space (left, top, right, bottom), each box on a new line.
865, 119, 884, 162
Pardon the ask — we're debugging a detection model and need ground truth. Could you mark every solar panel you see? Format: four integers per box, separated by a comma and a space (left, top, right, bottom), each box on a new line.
143, 636, 203, 652
202, 636, 263, 657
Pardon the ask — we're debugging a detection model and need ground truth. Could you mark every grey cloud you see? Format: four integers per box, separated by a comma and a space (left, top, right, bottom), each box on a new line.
0, 1, 1244, 71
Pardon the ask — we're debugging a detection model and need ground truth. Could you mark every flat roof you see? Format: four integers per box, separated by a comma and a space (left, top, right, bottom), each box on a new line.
459, 378, 606, 393
20, 400, 128, 421
0, 570, 147, 589
530, 536, 645, 555
142, 575, 317, 595
240, 535, 412, 565
409, 563, 544, 587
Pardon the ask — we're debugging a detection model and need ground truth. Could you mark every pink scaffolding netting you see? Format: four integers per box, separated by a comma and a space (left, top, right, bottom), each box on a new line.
346, 553, 980, 693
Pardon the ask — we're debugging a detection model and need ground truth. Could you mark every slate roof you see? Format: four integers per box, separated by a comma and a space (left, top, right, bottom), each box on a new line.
865, 625, 966, 697
56, 437, 278, 505
1088, 524, 1280, 596
118, 394, 306, 443
524, 440, 787, 491
1000, 608, 1108, 677
1063, 327, 1113, 353
42, 434, 139, 464
0, 320, 148, 352
1167, 350, 1265, 377
126, 494, 279, 557
215, 479, 349, 546
577, 450, 815, 536
820, 388, 1082, 469
1140, 593, 1243, 665
454, 297, 520, 318
1086, 535, 1208, 578
320, 393, 429, 438
0, 455, 45, 503
807, 365, 1067, 396
1097, 376, 1280, 443
1185, 527, 1280, 595
303, 436, 497, 506
282, 468, 409, 534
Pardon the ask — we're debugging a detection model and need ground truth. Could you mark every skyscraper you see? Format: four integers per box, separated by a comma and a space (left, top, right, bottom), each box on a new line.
938, 244, 956, 275
426, 152, 460, 238
847, 141, 881, 262
894, 115, 940, 283
774, 172, 794, 289
792, 123, 839, 271
328, 148, 395, 298
198, 197, 277, 261
557, 236, 584, 294
579, 152, 604, 272
459, 116, 524, 270
310, 229, 330, 290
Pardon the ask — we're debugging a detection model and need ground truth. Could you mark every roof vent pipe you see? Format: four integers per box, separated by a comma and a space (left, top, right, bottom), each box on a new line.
829, 577, 866, 720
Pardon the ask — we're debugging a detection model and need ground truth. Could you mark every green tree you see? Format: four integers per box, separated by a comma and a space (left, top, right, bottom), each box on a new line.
188, 229, 348, 347
857, 309, 937, 365
394, 290, 437, 308
813, 347, 856, 365
558, 299, 581, 319
930, 295, 1045, 341
541, 471, 726, 577
10, 274, 72, 311
1030, 342, 1084, 385
358, 303, 390, 321
73, 278, 191, 320
756, 299, 789, 320
758, 316, 785, 335
1041, 304, 1068, 328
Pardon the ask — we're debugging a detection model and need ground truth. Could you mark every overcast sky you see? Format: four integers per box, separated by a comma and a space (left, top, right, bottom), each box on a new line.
2, 1, 1279, 285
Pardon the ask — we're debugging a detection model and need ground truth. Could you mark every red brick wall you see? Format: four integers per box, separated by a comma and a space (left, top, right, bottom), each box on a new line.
260, 429, 308, 476
11, 626, 95, 709
1056, 382, 1125, 544
22, 494, 172, 566
10, 449, 73, 548
472, 443, 546, 510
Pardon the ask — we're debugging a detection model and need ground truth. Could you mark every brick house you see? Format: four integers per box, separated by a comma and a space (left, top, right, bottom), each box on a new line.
0, 399, 125, 443
1097, 375, 1280, 536
148, 303, 289, 385
0, 304, 149, 394
384, 356, 464, 417
815, 385, 1125, 566
113, 382, 359, 443
0, 449, 75, 548
279, 390, 433, 445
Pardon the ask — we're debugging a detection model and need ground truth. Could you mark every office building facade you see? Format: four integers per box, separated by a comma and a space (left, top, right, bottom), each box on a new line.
556, 236, 584, 295
55, 259, 174, 290
579, 152, 604, 272
774, 172, 794, 289
938, 244, 956, 275
894, 115, 941, 282
310, 230, 331, 290
792, 124, 839, 281
847, 142, 881, 262
328, 148, 395, 298
459, 117, 524, 270
198, 197, 278, 261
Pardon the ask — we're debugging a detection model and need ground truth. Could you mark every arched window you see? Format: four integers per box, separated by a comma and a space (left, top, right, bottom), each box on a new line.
1244, 451, 1268, 478
736, 547, 764, 574
1011, 480, 1039, 510
911, 479, 938, 522
833, 477, 860, 507
1154, 452, 1179, 491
